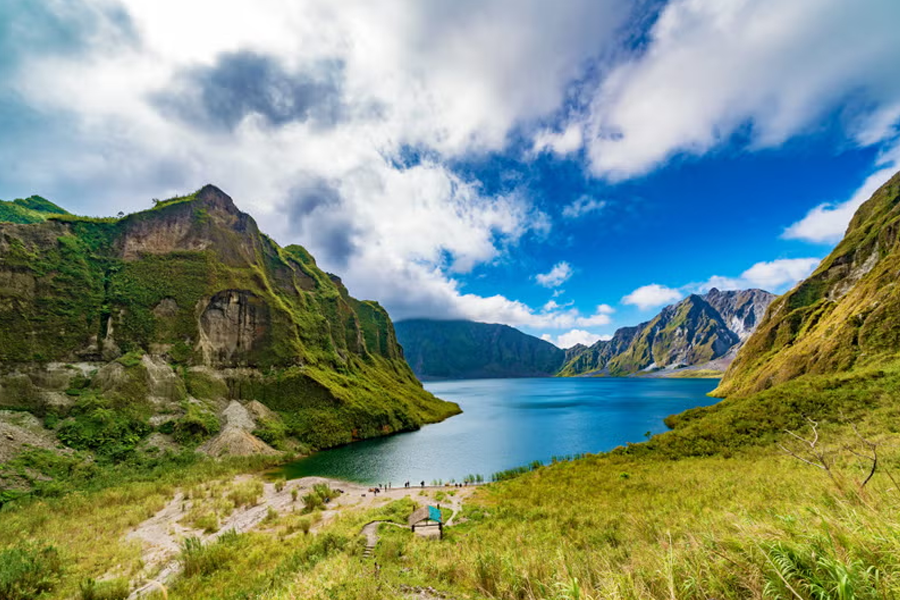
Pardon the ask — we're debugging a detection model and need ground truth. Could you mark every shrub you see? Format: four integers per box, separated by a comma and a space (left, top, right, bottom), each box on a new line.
78, 577, 130, 600
0, 542, 63, 600
302, 483, 340, 513
253, 418, 288, 449
180, 532, 243, 578
56, 397, 150, 460
227, 480, 263, 508
312, 483, 338, 503
172, 405, 220, 445
301, 492, 324, 512
297, 517, 312, 535
192, 513, 219, 534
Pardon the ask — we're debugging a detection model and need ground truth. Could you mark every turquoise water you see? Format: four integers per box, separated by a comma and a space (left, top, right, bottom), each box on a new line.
278, 377, 720, 484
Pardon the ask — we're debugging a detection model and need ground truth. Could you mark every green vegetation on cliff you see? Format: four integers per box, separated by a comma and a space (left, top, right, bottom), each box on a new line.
0, 185, 458, 482
0, 196, 69, 225
4, 175, 900, 599
715, 171, 900, 397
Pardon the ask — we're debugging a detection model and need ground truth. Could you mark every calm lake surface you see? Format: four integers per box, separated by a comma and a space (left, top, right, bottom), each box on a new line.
278, 377, 720, 484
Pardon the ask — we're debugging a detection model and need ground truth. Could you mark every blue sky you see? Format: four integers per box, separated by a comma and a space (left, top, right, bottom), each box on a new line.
2, 0, 899, 348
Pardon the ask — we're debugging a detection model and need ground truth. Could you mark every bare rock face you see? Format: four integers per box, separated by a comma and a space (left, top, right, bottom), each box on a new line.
703, 288, 776, 342
198, 427, 278, 457
221, 400, 256, 431
117, 185, 261, 266
0, 364, 92, 412
560, 289, 775, 377
198, 290, 269, 367
0, 270, 35, 300
245, 400, 277, 423
152, 298, 178, 318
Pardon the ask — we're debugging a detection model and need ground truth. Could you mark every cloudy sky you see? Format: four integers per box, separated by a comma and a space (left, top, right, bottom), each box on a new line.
2, 0, 899, 348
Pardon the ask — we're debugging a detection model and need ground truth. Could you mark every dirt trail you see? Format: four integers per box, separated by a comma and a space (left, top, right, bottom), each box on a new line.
125, 476, 477, 597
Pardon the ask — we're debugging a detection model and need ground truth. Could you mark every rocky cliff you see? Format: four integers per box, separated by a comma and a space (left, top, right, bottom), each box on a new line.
0, 185, 458, 465
395, 319, 566, 378
560, 289, 775, 377
714, 171, 900, 397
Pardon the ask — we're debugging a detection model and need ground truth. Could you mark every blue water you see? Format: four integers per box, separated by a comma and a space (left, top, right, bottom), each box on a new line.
278, 377, 719, 484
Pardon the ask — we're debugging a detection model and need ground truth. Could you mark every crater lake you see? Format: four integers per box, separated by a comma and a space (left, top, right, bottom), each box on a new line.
278, 377, 720, 484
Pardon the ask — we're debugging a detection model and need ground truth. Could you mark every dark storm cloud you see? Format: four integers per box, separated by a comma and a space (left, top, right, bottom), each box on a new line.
156, 52, 345, 131
285, 178, 359, 268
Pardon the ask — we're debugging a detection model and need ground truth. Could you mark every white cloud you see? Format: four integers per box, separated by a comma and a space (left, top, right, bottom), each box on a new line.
622, 284, 683, 310
562, 195, 606, 219
582, 0, 900, 180
698, 257, 821, 294
535, 261, 573, 288
541, 329, 611, 349
1, 0, 636, 329
531, 123, 583, 156
784, 144, 900, 243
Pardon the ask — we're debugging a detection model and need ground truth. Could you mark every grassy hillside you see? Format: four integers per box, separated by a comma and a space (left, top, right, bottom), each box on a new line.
0, 195, 69, 224
3, 176, 900, 599
715, 171, 900, 397
2, 362, 899, 599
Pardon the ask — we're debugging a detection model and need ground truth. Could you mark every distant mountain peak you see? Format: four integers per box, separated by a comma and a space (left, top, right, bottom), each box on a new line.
394, 319, 566, 379
560, 287, 774, 377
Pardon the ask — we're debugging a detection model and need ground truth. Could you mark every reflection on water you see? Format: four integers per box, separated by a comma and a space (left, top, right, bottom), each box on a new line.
278, 377, 719, 485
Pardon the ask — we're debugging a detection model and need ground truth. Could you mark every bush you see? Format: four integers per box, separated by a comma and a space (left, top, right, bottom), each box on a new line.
301, 492, 324, 512
253, 418, 288, 449
0, 542, 63, 600
78, 577, 130, 600
302, 483, 340, 513
180, 532, 243, 578
56, 396, 150, 460
227, 480, 263, 508
172, 405, 220, 445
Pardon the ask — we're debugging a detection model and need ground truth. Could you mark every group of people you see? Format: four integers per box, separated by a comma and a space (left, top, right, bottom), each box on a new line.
366, 479, 471, 496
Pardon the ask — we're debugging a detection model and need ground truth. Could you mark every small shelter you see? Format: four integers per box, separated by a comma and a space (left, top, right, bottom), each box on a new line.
408, 505, 443, 538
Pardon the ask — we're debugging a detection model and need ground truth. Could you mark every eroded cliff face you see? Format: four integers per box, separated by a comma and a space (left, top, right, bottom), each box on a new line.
0, 185, 459, 467
198, 291, 270, 367
117, 186, 261, 265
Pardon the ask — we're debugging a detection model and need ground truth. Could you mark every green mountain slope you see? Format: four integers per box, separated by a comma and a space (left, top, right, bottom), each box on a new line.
0, 185, 458, 463
715, 170, 900, 397
0, 195, 69, 224
560, 289, 774, 377
395, 319, 566, 378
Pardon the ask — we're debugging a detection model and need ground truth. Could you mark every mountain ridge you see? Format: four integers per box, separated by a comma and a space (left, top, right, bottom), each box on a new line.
395, 287, 773, 379
0, 184, 459, 466
559, 288, 775, 377
714, 170, 900, 397
395, 319, 566, 379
